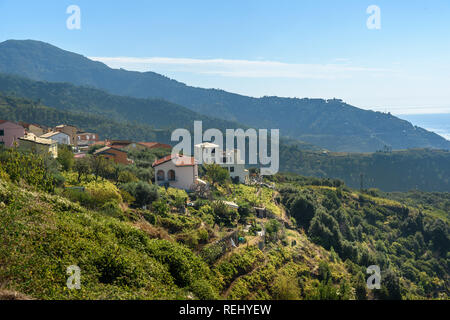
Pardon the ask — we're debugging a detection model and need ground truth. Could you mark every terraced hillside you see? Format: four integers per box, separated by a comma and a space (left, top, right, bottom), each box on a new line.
0, 148, 448, 299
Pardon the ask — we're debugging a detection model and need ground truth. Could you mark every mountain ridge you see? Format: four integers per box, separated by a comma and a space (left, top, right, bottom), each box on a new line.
0, 39, 449, 152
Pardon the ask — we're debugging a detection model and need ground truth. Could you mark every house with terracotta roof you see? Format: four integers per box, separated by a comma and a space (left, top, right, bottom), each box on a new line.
18, 122, 46, 137
93, 146, 133, 165
120, 141, 172, 152
0, 120, 25, 148
18, 133, 58, 158
107, 140, 133, 149
137, 142, 171, 150
152, 154, 198, 190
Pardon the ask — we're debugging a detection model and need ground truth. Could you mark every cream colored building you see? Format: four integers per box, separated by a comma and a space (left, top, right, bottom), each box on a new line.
152, 154, 198, 190
194, 142, 249, 183
18, 133, 58, 158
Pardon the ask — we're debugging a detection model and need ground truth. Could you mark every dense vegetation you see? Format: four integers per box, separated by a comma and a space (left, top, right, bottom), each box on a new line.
0, 93, 172, 143
0, 72, 244, 133
270, 174, 449, 299
279, 147, 450, 192
0, 147, 448, 300
1, 39, 448, 152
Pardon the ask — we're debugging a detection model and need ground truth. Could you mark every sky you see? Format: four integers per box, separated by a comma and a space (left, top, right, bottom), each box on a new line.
0, 0, 450, 114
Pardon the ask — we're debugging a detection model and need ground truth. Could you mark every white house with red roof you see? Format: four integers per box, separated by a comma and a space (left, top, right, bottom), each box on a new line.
152, 154, 198, 190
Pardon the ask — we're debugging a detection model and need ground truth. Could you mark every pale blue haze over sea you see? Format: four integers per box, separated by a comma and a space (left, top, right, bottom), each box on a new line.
398, 114, 450, 141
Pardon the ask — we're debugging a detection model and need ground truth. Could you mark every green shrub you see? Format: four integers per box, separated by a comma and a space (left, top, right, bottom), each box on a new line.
190, 279, 219, 300
118, 170, 138, 184
152, 199, 170, 216
270, 274, 300, 300
85, 180, 122, 208
0, 149, 56, 192
120, 181, 159, 208
57, 146, 74, 171
212, 201, 239, 226
63, 188, 96, 208
101, 201, 125, 221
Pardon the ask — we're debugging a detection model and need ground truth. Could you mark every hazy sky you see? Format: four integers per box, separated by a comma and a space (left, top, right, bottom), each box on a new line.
0, 0, 449, 114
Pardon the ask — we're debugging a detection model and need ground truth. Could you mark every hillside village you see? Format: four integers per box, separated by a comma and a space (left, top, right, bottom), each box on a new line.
0, 118, 449, 300
0, 120, 252, 191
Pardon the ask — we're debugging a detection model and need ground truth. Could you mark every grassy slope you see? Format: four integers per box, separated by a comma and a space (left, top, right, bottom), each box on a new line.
0, 178, 216, 299
1, 171, 448, 300
0, 175, 352, 300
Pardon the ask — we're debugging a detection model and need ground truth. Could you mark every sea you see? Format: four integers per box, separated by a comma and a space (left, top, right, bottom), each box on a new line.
396, 113, 450, 141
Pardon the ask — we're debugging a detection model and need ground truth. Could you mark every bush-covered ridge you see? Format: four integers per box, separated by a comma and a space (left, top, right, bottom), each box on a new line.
278, 148, 450, 192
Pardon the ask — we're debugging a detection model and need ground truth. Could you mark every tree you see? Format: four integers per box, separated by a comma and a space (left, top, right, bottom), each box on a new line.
120, 181, 159, 208
238, 202, 254, 223
74, 157, 91, 183
152, 198, 170, 216
89, 156, 111, 181
308, 209, 343, 252
204, 164, 230, 186
374, 269, 402, 300
212, 201, 238, 226
57, 145, 74, 171
290, 195, 316, 229
117, 170, 138, 184
318, 261, 332, 283
265, 219, 282, 243
354, 272, 367, 300
425, 219, 449, 252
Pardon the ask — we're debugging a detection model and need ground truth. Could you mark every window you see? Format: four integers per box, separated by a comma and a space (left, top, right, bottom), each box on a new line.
168, 170, 176, 181
157, 170, 165, 181
223, 157, 227, 163
0, 129, 4, 136
230, 166, 235, 173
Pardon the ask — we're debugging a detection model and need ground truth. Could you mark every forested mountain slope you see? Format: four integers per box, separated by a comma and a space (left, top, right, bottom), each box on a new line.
279, 147, 450, 192
0, 73, 242, 132
0, 40, 448, 152
0, 93, 172, 143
